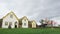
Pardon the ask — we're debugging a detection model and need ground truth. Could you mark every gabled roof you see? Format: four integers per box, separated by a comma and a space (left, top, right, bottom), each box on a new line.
21, 16, 28, 20
2, 11, 19, 20
31, 20, 36, 23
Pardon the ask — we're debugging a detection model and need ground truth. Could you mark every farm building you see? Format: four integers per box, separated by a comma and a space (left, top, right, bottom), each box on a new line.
2, 11, 19, 28
1, 11, 37, 28
19, 16, 37, 28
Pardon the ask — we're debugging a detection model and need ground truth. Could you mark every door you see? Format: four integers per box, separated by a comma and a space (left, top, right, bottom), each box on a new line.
8, 22, 12, 28
15, 21, 17, 28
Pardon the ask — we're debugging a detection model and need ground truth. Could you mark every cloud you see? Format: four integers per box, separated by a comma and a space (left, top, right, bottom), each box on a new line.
0, 0, 60, 23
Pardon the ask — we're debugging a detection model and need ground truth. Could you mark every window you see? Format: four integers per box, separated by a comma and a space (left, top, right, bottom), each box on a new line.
15, 21, 17, 25
24, 19, 26, 21
10, 14, 13, 18
24, 23, 26, 26
5, 22, 8, 26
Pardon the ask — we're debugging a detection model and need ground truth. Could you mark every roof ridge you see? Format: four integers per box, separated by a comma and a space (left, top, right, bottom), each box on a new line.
2, 11, 19, 20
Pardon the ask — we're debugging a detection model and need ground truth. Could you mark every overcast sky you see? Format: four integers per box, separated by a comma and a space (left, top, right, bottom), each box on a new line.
0, 0, 60, 23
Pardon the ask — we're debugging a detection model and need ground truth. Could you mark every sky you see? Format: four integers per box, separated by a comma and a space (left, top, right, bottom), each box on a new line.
0, 0, 60, 25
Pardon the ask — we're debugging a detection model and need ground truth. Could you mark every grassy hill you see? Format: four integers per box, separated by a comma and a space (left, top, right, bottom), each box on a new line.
0, 28, 60, 34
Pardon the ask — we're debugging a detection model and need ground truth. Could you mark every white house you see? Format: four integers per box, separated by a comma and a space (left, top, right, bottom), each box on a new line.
21, 16, 28, 28
2, 11, 19, 28
31, 20, 36, 28
1, 11, 37, 28
21, 16, 37, 28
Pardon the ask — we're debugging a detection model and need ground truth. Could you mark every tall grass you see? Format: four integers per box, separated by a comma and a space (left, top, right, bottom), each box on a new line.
0, 28, 60, 34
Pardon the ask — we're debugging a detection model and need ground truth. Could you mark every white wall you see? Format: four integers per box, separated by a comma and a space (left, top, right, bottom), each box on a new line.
32, 21, 36, 28
22, 19, 28, 28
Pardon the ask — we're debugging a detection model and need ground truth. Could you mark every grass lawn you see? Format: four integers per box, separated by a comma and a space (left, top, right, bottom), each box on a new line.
0, 28, 60, 34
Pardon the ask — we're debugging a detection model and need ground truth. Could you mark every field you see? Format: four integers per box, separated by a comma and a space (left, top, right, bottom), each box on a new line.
0, 28, 60, 34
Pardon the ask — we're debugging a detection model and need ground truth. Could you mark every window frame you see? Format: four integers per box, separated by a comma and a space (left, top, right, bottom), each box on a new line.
5, 21, 8, 26
10, 14, 13, 18
24, 23, 26, 26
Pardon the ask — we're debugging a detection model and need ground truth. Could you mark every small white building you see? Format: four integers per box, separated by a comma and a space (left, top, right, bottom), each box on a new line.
2, 11, 19, 28
21, 16, 37, 28
22, 16, 28, 28
31, 20, 36, 28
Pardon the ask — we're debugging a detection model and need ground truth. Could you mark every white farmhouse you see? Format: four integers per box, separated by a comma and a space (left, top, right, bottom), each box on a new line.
21, 16, 28, 28
2, 11, 19, 28
31, 20, 36, 28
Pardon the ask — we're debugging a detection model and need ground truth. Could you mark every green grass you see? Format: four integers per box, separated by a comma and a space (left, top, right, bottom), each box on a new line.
0, 28, 60, 34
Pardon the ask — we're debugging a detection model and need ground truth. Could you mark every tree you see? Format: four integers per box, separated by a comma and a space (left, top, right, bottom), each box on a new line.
40, 19, 44, 25
51, 20, 53, 28
39, 19, 47, 28
0, 19, 3, 28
